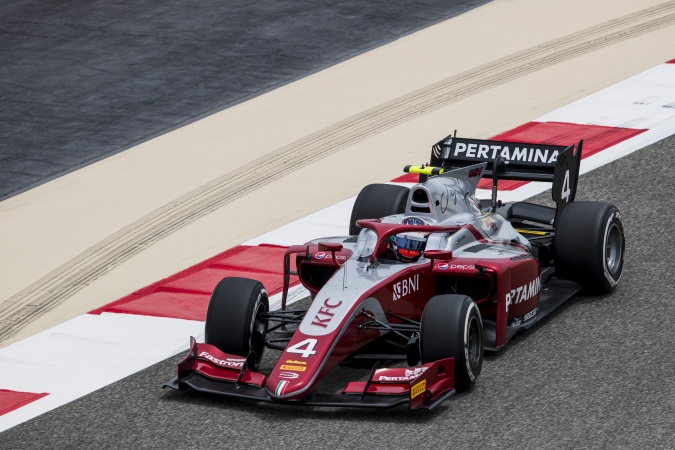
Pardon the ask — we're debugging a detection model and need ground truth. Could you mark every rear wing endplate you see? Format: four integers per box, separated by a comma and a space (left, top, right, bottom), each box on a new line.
427, 135, 582, 225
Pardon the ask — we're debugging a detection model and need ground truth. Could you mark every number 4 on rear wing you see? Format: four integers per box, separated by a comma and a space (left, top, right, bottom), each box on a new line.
426, 134, 582, 226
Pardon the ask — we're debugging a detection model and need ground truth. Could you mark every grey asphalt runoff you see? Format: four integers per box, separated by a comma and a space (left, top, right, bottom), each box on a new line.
0, 0, 489, 201
2, 135, 674, 448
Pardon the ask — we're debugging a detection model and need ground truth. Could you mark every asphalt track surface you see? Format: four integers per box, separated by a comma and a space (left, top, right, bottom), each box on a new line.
0, 0, 489, 201
3, 138, 674, 448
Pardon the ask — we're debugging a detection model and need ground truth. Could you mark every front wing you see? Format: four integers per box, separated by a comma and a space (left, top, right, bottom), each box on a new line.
164, 337, 456, 410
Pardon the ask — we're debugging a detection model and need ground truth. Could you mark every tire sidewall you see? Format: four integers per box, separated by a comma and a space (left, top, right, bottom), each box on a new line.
420, 295, 483, 392
554, 201, 625, 294
461, 301, 483, 383
247, 288, 268, 366
204, 277, 269, 368
600, 209, 624, 290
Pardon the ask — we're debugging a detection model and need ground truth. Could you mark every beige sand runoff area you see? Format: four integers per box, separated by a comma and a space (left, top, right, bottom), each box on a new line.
1, 0, 674, 346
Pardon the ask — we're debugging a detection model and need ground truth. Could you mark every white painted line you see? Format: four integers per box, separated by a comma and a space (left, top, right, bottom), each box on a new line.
0, 287, 311, 432
538, 64, 675, 128
0, 313, 202, 432
244, 197, 356, 247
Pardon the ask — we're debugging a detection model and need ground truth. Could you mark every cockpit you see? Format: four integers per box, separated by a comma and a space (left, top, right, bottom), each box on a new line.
353, 226, 431, 265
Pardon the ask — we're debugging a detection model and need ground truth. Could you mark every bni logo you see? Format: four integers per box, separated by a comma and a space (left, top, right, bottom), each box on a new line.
392, 274, 420, 301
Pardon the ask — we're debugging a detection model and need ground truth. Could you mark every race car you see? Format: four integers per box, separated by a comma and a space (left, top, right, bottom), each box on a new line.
164, 134, 625, 409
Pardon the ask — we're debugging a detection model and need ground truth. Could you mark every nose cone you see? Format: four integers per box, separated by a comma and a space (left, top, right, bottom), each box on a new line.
267, 359, 311, 399
266, 311, 342, 400
267, 342, 330, 399
267, 268, 356, 399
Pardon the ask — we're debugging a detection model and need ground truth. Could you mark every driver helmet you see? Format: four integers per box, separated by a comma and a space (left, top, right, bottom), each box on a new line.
388, 231, 428, 263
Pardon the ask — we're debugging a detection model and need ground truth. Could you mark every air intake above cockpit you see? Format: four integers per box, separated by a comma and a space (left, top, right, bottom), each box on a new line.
410, 188, 431, 213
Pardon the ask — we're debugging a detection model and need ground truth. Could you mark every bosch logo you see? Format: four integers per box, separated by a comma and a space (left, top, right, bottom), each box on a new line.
524, 307, 538, 321
438, 263, 448, 270
279, 372, 299, 380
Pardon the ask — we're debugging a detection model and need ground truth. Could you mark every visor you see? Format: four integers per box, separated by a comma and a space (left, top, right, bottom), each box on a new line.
390, 235, 426, 252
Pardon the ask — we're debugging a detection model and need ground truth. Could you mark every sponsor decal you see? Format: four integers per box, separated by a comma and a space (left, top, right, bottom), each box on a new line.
279, 372, 299, 380
199, 351, 245, 368
481, 217, 499, 234
285, 360, 306, 365
314, 252, 348, 261
450, 264, 475, 270
406, 368, 426, 378
275, 380, 288, 396
410, 379, 427, 399
378, 367, 428, 382
280, 365, 306, 372
310, 297, 343, 328
510, 308, 538, 326
505, 277, 541, 312
523, 307, 538, 321
433, 141, 444, 159
468, 167, 483, 178
393, 274, 420, 301
451, 142, 560, 164
437, 262, 448, 270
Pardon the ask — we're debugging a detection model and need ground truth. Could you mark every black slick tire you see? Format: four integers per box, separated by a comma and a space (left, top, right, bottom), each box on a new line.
420, 295, 483, 392
204, 277, 269, 370
349, 183, 409, 235
554, 201, 625, 294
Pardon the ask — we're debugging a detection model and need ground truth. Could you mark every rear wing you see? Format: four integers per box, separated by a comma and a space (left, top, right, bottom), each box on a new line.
425, 134, 583, 226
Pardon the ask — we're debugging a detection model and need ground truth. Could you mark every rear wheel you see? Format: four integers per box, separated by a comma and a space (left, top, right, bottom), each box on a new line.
349, 183, 409, 235
554, 201, 625, 293
204, 277, 269, 370
420, 295, 483, 392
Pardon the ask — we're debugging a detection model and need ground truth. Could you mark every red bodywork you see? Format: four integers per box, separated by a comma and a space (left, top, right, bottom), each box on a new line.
171, 219, 540, 408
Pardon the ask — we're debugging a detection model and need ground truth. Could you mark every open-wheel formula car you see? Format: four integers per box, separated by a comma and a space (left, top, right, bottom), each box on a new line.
165, 134, 625, 409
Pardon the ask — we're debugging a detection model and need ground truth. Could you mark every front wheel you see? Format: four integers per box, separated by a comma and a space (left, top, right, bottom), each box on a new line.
204, 277, 269, 370
420, 295, 483, 392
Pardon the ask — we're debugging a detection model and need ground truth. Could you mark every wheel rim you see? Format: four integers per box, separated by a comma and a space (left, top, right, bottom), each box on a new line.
605, 223, 623, 275
467, 316, 481, 369
249, 297, 268, 365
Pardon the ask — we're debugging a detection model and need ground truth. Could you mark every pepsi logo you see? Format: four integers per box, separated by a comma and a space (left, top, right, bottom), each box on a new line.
438, 262, 449, 270
314, 252, 348, 261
